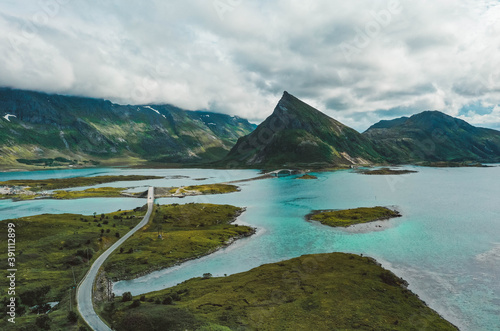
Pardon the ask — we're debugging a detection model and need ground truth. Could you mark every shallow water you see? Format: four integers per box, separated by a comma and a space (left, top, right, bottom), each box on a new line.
2, 166, 499, 330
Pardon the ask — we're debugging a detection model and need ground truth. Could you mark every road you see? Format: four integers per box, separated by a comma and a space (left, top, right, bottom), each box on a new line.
77, 187, 155, 331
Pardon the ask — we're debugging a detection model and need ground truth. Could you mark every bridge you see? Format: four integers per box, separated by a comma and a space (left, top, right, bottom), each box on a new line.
266, 169, 299, 177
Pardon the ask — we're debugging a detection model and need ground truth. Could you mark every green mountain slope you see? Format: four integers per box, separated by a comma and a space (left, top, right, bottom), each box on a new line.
0, 88, 255, 168
363, 111, 500, 163
220, 91, 384, 168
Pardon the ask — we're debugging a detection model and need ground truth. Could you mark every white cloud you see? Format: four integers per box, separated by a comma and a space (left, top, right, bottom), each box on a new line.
0, 0, 499, 129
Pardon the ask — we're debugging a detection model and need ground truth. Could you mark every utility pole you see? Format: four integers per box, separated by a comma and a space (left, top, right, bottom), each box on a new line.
72, 266, 76, 285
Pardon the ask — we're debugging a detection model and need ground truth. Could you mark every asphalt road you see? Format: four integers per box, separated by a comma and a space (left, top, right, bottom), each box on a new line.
77, 187, 155, 331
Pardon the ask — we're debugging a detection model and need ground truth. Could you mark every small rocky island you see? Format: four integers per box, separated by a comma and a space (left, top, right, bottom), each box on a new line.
296, 174, 318, 179
307, 206, 401, 227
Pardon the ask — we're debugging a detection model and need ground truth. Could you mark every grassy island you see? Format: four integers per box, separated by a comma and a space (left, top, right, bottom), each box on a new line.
0, 175, 162, 191
101, 253, 456, 331
357, 168, 418, 175
1, 182, 241, 201
158, 184, 240, 198
53, 187, 127, 199
0, 207, 147, 330
103, 203, 254, 281
296, 174, 318, 179
307, 206, 401, 227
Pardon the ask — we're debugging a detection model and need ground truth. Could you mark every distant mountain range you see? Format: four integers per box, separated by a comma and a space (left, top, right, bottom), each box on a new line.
0, 88, 255, 169
1, 88, 499, 170
364, 111, 500, 163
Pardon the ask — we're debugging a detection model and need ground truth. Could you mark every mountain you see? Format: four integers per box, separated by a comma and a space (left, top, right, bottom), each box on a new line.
0, 88, 256, 169
363, 111, 500, 163
220, 91, 384, 168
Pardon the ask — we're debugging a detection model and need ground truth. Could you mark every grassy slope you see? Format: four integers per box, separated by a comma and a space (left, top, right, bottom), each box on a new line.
222, 92, 384, 168
363, 111, 500, 163
0, 207, 147, 331
104, 253, 456, 331
308, 206, 401, 227
104, 203, 254, 280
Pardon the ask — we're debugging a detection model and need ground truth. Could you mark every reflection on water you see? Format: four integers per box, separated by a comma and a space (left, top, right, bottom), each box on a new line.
2, 167, 500, 330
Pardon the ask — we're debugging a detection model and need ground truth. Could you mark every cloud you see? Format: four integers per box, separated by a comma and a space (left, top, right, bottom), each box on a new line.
0, 0, 499, 130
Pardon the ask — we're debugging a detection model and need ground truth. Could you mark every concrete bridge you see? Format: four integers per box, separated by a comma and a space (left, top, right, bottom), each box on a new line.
267, 169, 299, 177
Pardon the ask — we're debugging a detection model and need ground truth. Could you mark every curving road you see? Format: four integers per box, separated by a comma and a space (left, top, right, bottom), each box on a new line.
77, 187, 155, 331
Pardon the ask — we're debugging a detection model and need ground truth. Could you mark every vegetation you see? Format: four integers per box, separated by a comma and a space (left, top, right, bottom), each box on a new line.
1, 182, 241, 201
102, 253, 457, 331
307, 206, 401, 227
418, 161, 489, 168
0, 88, 255, 169
357, 168, 418, 175
53, 187, 127, 199
162, 184, 239, 197
220, 91, 384, 168
296, 174, 318, 179
104, 203, 254, 280
0, 207, 147, 330
16, 157, 99, 167
364, 110, 500, 164
0, 175, 163, 191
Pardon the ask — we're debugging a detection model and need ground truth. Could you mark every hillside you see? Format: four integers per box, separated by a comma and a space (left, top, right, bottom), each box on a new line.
103, 253, 457, 331
0, 88, 255, 169
363, 111, 500, 163
220, 91, 383, 168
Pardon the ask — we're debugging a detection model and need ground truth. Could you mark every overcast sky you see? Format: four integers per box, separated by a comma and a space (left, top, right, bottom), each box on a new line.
1, 0, 500, 131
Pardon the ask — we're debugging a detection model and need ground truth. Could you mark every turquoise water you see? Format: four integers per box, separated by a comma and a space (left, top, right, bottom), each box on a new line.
2, 167, 499, 330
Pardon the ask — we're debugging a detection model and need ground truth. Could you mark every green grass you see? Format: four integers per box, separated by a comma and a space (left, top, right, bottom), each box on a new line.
357, 168, 418, 175
0, 207, 147, 330
102, 253, 457, 331
104, 203, 254, 280
0, 175, 163, 191
52, 187, 127, 199
307, 206, 401, 227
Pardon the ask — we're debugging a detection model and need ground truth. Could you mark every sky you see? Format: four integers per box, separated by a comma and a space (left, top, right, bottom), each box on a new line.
1, 0, 500, 131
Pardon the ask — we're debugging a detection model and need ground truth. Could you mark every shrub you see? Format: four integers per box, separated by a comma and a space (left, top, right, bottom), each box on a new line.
67, 311, 78, 323
130, 299, 141, 308
122, 292, 133, 302
35, 314, 51, 330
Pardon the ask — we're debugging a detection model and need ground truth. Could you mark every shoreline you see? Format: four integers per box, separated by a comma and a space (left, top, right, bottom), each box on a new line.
107, 207, 256, 283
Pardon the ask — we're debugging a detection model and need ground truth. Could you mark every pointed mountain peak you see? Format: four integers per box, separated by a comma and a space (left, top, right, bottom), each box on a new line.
222, 92, 383, 167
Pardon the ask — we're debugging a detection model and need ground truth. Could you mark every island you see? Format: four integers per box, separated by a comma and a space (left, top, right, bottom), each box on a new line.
296, 174, 318, 179
307, 206, 401, 227
101, 253, 457, 331
357, 168, 418, 175
0, 175, 163, 200
0, 179, 240, 200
